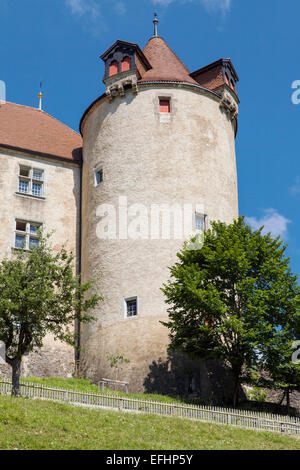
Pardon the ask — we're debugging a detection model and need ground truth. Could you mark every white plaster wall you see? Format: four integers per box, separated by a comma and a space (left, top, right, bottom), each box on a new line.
0, 149, 81, 378
80, 84, 239, 391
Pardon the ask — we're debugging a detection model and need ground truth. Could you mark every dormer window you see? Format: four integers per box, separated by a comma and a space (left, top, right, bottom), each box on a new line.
159, 98, 170, 113
121, 56, 131, 72
109, 60, 119, 77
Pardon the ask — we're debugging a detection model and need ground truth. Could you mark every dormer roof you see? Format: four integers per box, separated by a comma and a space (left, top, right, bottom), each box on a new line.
100, 40, 152, 81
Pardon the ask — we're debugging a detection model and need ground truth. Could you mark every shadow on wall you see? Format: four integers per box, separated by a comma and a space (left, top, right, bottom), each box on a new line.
143, 350, 246, 406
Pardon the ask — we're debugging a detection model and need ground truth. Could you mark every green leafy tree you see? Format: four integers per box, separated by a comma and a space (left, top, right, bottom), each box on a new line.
107, 354, 130, 381
258, 336, 300, 414
161, 217, 300, 407
0, 233, 102, 396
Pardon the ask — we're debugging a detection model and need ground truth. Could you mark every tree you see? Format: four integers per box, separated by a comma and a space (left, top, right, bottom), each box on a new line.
107, 354, 130, 381
257, 336, 300, 415
161, 217, 300, 407
0, 232, 102, 396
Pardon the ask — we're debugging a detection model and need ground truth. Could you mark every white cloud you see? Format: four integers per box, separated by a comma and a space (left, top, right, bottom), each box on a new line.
155, 0, 232, 14
65, 0, 100, 19
290, 177, 300, 197
65, 0, 108, 35
245, 209, 291, 239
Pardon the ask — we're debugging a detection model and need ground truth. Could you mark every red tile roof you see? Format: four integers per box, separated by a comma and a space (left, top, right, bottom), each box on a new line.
139, 37, 198, 85
0, 102, 82, 162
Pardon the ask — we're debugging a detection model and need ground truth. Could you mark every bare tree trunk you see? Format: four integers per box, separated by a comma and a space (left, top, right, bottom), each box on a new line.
286, 388, 290, 416
278, 391, 286, 406
233, 373, 240, 408
11, 359, 21, 397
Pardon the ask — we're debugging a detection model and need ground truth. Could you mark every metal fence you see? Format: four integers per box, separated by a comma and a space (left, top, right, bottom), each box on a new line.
1, 378, 300, 436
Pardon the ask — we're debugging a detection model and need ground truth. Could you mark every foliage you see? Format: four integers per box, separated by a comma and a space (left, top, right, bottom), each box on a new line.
0, 232, 102, 395
246, 387, 267, 403
161, 217, 300, 407
106, 354, 130, 381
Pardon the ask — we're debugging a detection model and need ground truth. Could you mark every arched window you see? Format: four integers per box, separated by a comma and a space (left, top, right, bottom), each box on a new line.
121, 56, 131, 72
230, 80, 235, 91
109, 60, 119, 76
225, 73, 230, 86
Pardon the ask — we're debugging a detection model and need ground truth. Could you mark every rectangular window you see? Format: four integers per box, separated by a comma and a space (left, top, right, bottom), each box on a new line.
18, 166, 44, 197
159, 99, 170, 113
32, 182, 42, 196
126, 298, 138, 317
14, 219, 42, 250
195, 213, 206, 231
19, 179, 29, 194
15, 234, 26, 249
95, 169, 103, 186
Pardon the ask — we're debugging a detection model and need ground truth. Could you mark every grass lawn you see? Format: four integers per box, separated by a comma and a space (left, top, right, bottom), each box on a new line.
20, 376, 184, 403
0, 396, 299, 450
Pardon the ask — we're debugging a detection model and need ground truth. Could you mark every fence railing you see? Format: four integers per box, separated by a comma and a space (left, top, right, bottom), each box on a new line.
1, 378, 300, 436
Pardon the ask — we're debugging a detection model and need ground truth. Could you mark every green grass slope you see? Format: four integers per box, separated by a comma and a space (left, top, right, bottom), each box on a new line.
0, 396, 299, 450
20, 376, 183, 403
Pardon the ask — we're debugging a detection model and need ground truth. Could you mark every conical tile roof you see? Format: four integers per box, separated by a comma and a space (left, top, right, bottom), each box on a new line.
139, 37, 198, 85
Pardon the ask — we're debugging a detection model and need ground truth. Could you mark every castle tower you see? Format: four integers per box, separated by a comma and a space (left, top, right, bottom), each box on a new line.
79, 21, 239, 394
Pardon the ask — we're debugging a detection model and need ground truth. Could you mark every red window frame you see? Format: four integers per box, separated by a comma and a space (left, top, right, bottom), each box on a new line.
159, 99, 170, 113
109, 60, 119, 77
121, 56, 131, 72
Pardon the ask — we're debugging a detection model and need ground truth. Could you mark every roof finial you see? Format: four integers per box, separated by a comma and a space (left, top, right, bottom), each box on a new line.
38, 80, 43, 111
153, 11, 159, 37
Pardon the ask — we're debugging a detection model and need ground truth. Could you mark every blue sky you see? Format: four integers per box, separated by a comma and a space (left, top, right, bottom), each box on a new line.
1, 0, 300, 277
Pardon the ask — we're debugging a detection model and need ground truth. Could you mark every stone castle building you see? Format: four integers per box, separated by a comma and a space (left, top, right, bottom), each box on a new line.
0, 20, 239, 398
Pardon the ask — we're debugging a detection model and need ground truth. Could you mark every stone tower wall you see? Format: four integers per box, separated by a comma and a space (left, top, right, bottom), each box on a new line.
80, 84, 239, 393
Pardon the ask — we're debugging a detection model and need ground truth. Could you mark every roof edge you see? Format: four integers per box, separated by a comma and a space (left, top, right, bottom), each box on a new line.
191, 58, 239, 82
80, 82, 222, 135
0, 143, 82, 165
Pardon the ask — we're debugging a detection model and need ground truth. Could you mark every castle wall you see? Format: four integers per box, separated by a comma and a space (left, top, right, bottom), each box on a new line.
0, 148, 80, 378
80, 84, 239, 394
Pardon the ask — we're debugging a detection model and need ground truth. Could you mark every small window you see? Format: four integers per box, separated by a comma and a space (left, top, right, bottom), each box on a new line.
16, 221, 26, 232
95, 169, 103, 186
109, 60, 119, 77
19, 166, 30, 177
15, 219, 42, 250
159, 99, 170, 113
225, 73, 230, 86
230, 80, 235, 91
15, 234, 26, 249
121, 56, 131, 72
18, 166, 44, 197
195, 213, 206, 232
32, 182, 42, 196
33, 169, 43, 181
126, 298, 138, 317
19, 179, 29, 194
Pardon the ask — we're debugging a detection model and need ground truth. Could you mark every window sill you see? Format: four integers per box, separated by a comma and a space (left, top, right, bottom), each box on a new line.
159, 113, 171, 123
11, 247, 31, 253
15, 192, 46, 201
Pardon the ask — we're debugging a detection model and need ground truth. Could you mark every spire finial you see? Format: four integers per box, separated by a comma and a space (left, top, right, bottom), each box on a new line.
153, 11, 158, 37
38, 80, 43, 111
